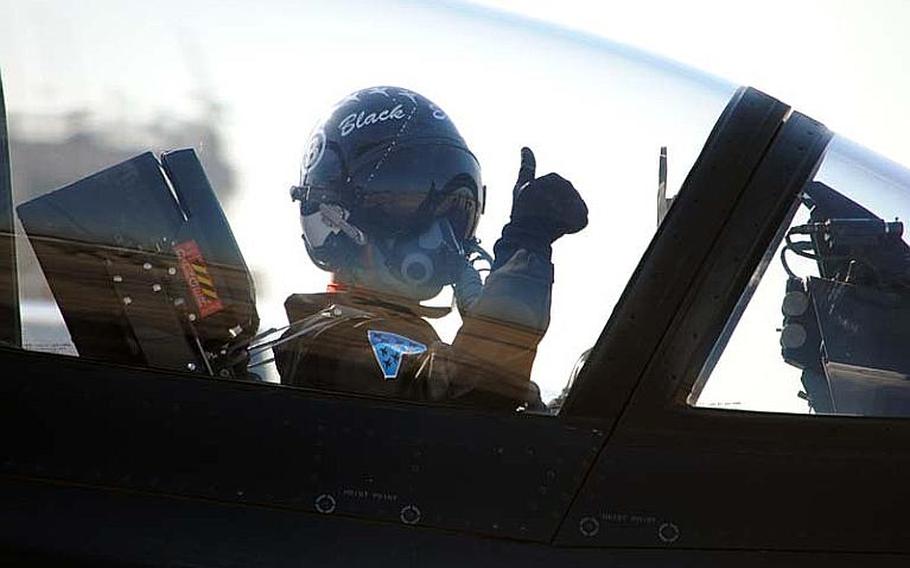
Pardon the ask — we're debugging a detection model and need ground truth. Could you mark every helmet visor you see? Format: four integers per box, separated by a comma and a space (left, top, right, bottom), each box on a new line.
348, 141, 483, 243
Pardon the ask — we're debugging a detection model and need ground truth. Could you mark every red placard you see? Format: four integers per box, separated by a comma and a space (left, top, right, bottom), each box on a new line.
174, 240, 224, 318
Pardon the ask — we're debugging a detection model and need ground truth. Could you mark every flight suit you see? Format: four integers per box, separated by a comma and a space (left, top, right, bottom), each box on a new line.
273, 224, 553, 410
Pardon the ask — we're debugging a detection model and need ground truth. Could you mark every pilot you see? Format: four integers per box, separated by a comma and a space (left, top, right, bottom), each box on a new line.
273, 86, 587, 409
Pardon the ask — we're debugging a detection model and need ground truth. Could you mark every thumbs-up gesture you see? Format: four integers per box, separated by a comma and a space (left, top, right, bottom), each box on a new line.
510, 147, 588, 242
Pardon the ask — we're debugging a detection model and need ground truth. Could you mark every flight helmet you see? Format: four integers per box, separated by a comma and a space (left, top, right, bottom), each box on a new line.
290, 86, 484, 301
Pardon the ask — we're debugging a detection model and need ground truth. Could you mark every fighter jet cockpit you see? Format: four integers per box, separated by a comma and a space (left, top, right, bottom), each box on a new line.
0, 0, 737, 416
8, 2, 910, 563
2, 0, 910, 421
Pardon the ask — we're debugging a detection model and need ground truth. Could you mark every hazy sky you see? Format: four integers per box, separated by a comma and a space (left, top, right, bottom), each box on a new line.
471, 0, 910, 167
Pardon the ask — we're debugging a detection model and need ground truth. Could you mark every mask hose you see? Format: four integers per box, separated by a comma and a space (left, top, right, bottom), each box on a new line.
453, 239, 493, 314
453, 259, 483, 314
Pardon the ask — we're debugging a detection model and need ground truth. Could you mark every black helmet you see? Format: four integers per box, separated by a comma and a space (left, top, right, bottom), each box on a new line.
291, 86, 484, 300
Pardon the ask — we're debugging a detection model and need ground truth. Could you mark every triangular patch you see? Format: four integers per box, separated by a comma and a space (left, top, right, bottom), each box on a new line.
367, 330, 427, 380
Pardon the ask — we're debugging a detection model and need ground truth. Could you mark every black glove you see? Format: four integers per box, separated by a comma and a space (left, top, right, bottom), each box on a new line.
510, 147, 588, 243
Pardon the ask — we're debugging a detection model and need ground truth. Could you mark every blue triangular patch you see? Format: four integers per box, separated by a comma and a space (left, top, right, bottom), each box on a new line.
367, 330, 427, 380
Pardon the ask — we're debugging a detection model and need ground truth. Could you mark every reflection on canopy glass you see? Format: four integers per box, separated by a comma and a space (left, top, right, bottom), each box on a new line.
1, 0, 734, 410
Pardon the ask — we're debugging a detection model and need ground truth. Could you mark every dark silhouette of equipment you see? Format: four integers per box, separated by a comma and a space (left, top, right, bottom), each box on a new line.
780, 181, 910, 415
17, 150, 258, 377
0, 70, 19, 347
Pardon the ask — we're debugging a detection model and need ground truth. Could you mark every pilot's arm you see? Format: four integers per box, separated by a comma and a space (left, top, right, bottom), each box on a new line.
437, 147, 588, 406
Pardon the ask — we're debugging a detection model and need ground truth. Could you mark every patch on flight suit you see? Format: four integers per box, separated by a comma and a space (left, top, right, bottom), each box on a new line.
367, 330, 427, 380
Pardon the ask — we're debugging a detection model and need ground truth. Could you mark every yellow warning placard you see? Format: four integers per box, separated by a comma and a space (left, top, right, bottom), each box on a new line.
174, 240, 224, 318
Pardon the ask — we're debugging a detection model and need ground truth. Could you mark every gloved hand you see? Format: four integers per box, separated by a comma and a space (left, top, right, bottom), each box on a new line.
510, 147, 588, 243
